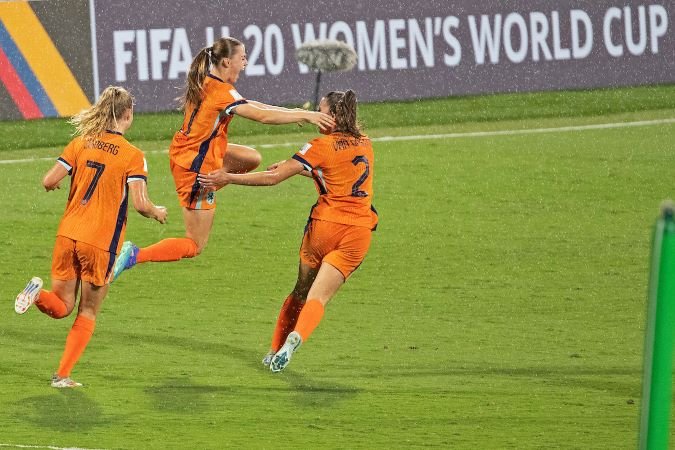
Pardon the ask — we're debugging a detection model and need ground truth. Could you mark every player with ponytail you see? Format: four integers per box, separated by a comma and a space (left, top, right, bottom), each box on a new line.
113, 37, 335, 279
198, 90, 377, 372
15, 86, 167, 387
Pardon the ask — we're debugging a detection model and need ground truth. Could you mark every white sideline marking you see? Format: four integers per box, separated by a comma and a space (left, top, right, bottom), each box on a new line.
2, 117, 674, 165
369, 117, 675, 142
0, 444, 106, 450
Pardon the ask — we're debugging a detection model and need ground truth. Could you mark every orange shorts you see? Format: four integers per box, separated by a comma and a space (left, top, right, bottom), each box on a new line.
51, 235, 115, 286
170, 159, 216, 210
300, 219, 372, 279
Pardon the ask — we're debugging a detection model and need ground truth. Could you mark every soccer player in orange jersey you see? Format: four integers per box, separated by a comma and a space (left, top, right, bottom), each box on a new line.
14, 86, 167, 388
113, 37, 334, 278
199, 90, 377, 372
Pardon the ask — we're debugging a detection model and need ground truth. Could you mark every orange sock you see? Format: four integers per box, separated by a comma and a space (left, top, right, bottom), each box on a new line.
137, 238, 198, 263
270, 295, 305, 351
35, 290, 68, 319
293, 299, 325, 342
56, 315, 96, 378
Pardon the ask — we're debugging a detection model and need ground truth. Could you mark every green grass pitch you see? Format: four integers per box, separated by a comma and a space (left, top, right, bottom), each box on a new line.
0, 86, 674, 449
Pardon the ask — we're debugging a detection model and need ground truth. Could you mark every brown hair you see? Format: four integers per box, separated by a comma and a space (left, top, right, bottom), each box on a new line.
69, 86, 134, 138
324, 90, 362, 137
180, 37, 243, 108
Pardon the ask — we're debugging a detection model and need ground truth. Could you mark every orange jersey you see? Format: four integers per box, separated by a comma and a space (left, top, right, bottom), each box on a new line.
292, 132, 378, 229
56, 131, 148, 254
169, 74, 247, 173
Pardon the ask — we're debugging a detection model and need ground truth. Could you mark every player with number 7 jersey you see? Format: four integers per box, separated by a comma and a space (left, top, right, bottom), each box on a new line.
14, 86, 166, 388
56, 130, 148, 256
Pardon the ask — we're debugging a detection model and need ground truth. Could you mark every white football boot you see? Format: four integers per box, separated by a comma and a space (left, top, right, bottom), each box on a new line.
51, 373, 83, 388
15, 277, 43, 314
270, 331, 303, 373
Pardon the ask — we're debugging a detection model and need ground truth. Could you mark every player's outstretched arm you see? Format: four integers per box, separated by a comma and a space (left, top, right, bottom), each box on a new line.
233, 103, 334, 130
268, 160, 312, 178
42, 163, 69, 191
198, 158, 306, 189
128, 181, 167, 223
246, 100, 302, 113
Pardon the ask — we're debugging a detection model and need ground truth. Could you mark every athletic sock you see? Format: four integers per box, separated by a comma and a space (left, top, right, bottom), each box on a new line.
35, 290, 68, 319
56, 315, 96, 378
270, 295, 305, 351
293, 299, 325, 342
137, 238, 198, 263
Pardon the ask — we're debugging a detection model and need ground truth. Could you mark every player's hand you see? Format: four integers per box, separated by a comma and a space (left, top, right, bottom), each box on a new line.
45, 182, 60, 191
305, 111, 335, 131
267, 160, 286, 171
154, 205, 168, 224
198, 169, 230, 190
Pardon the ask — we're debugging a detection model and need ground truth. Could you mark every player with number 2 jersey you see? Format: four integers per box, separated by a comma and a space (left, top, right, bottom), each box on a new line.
198, 89, 377, 373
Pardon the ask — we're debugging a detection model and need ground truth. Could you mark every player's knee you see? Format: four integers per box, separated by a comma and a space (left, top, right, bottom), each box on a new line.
249, 151, 262, 171
232, 150, 262, 173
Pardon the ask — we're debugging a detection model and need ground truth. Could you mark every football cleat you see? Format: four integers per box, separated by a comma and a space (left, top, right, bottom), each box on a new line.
112, 241, 139, 281
262, 350, 275, 367
51, 373, 82, 388
15, 277, 43, 314
270, 331, 302, 373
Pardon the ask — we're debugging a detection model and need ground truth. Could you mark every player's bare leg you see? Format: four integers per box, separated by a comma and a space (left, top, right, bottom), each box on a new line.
270, 263, 344, 373
182, 207, 216, 254
114, 207, 210, 280
50, 278, 79, 314
16, 277, 77, 318
223, 144, 261, 174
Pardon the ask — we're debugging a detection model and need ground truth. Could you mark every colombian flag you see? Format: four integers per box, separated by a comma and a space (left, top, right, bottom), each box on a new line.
0, 1, 89, 119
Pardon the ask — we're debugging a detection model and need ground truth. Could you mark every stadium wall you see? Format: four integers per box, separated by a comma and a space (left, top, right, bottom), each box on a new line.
1, 0, 674, 118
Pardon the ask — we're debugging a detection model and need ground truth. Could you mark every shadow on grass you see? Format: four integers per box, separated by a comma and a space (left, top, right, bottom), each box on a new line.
3, 326, 361, 413
1, 327, 642, 403
143, 373, 360, 413
14, 390, 106, 431
103, 330, 361, 411
269, 369, 361, 408
144, 377, 235, 414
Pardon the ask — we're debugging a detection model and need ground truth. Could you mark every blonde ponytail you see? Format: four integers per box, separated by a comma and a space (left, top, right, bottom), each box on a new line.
70, 86, 133, 138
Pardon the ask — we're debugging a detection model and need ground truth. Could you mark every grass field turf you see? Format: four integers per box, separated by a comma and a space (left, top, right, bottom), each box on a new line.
0, 87, 674, 448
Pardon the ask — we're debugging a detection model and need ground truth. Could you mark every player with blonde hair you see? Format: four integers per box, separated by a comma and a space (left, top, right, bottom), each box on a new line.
113, 37, 334, 277
199, 90, 377, 372
15, 86, 167, 387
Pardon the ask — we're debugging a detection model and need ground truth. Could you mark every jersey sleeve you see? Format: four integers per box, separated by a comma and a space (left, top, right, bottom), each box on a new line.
57, 138, 80, 174
291, 138, 325, 171
218, 84, 248, 116
127, 150, 148, 183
